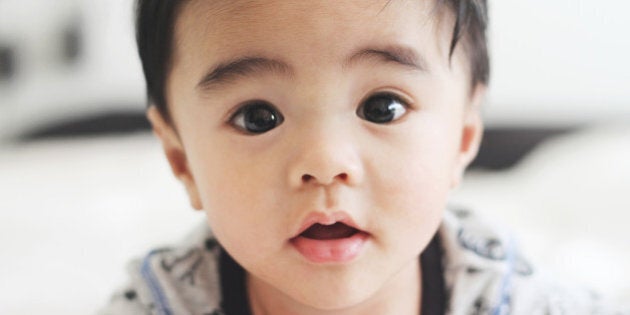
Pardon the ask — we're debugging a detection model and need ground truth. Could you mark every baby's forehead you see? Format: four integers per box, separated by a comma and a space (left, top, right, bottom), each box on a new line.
178, 0, 446, 29
172, 0, 456, 67
182, 0, 428, 17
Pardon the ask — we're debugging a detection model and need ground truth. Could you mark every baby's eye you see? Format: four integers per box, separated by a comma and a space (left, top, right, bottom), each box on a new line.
229, 101, 284, 134
356, 93, 408, 124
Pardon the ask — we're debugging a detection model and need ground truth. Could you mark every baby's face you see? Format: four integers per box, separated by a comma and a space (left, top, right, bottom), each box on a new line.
151, 0, 483, 311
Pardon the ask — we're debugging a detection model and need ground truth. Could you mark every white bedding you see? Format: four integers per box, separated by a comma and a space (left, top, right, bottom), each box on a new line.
0, 124, 628, 314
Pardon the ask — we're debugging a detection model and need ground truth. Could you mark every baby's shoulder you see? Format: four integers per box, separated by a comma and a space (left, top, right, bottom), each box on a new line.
440, 207, 629, 315
99, 223, 225, 315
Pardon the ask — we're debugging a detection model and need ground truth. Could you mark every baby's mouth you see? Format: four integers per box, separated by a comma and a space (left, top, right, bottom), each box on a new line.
289, 212, 369, 263
299, 222, 359, 240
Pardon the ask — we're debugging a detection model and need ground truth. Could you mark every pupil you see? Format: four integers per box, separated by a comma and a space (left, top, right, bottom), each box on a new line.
365, 96, 395, 123
245, 105, 277, 132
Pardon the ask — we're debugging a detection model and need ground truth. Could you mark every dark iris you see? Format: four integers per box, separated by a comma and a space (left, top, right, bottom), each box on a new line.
231, 102, 284, 134
357, 93, 407, 124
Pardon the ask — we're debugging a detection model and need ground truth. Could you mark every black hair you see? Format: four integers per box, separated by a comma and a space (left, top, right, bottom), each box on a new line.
135, 0, 489, 121
441, 0, 490, 91
135, 0, 184, 124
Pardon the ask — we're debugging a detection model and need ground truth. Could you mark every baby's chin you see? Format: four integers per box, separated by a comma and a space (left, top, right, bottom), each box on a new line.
270, 262, 414, 313
287, 282, 379, 312
247, 263, 381, 313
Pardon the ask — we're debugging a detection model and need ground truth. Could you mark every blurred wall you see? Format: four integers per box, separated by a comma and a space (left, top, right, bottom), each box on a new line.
0, 0, 145, 140
487, 0, 630, 126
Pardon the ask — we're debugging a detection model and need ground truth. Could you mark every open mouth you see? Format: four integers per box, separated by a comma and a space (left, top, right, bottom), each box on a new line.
290, 219, 369, 263
299, 222, 360, 240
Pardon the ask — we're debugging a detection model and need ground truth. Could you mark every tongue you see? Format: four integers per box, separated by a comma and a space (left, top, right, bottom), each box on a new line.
300, 223, 358, 240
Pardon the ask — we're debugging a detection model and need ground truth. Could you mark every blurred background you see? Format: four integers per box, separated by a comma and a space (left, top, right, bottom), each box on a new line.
0, 0, 629, 313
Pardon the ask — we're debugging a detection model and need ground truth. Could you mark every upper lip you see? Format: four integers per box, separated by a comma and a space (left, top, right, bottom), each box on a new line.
291, 211, 366, 239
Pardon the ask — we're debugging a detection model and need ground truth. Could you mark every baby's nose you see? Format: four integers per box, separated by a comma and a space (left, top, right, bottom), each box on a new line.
286, 128, 364, 189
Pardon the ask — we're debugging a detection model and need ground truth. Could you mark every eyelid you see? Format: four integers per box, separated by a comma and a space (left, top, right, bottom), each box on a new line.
356, 90, 414, 124
226, 99, 262, 122
225, 99, 269, 125
361, 89, 415, 109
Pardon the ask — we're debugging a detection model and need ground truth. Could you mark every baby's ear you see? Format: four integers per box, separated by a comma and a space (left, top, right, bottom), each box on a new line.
146, 106, 203, 210
451, 84, 485, 188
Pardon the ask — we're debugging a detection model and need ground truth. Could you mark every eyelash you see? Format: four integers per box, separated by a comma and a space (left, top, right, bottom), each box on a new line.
356, 92, 411, 124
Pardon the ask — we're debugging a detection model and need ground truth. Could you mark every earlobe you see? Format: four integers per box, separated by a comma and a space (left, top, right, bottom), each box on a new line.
146, 107, 203, 210
451, 85, 486, 188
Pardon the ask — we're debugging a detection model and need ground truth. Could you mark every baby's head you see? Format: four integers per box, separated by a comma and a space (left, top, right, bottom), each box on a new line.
136, 0, 488, 312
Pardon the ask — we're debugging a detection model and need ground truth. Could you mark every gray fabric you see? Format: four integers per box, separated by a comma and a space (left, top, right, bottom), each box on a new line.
99, 208, 629, 315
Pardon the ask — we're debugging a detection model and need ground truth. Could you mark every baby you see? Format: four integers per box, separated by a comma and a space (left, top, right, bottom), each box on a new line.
101, 0, 627, 314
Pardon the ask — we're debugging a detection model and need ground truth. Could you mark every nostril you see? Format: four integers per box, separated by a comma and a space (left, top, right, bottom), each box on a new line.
300, 173, 349, 185
302, 174, 314, 182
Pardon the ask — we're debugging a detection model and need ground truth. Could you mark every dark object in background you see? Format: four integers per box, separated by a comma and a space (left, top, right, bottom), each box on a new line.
61, 18, 82, 65
19, 111, 150, 141
473, 127, 575, 170
0, 44, 16, 81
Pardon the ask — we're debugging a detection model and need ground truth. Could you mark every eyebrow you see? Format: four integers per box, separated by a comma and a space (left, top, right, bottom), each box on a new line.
344, 44, 428, 72
196, 44, 427, 91
196, 57, 293, 91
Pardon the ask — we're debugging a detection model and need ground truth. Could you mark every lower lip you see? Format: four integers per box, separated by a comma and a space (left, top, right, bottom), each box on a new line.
290, 232, 369, 264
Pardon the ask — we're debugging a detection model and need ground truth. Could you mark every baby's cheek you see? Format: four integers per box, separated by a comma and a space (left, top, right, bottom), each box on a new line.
369, 142, 451, 227
203, 167, 283, 223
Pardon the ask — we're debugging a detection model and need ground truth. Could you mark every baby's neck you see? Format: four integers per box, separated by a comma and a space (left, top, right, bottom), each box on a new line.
247, 260, 422, 315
